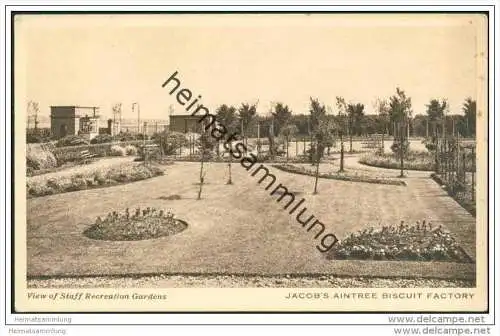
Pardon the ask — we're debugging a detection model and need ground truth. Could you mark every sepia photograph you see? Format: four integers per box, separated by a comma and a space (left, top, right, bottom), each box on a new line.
12, 12, 489, 313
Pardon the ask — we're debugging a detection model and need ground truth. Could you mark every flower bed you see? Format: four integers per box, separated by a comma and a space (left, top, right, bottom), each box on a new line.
26, 163, 164, 198
83, 207, 187, 241
272, 164, 406, 186
359, 151, 435, 171
327, 220, 472, 263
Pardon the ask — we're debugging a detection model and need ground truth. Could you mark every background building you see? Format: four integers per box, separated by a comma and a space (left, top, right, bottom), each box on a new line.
50, 106, 100, 140
169, 115, 203, 133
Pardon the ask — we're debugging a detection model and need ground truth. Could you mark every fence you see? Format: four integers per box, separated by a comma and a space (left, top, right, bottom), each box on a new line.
434, 137, 476, 210
120, 123, 169, 136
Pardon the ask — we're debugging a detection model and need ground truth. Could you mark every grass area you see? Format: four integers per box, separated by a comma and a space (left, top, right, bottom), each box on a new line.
26, 162, 164, 198
359, 151, 435, 171
27, 162, 475, 280
272, 163, 406, 186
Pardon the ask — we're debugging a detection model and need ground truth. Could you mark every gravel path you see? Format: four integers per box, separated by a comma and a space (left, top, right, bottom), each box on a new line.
28, 275, 474, 288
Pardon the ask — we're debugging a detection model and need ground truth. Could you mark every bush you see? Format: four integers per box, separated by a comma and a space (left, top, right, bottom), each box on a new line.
124, 145, 138, 156
52, 140, 153, 164
90, 134, 113, 144
115, 132, 137, 142
26, 148, 58, 170
56, 135, 89, 147
110, 145, 127, 156
26, 133, 52, 144
390, 139, 409, 155
152, 131, 188, 155
26, 129, 52, 143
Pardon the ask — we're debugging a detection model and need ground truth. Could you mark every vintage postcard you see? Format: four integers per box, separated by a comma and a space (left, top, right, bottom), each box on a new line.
14, 12, 489, 313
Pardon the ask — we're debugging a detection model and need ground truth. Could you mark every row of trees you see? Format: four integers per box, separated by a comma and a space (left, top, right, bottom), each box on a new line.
199, 97, 477, 141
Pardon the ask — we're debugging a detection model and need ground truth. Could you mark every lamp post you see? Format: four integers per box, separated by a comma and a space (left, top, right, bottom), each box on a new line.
132, 102, 140, 134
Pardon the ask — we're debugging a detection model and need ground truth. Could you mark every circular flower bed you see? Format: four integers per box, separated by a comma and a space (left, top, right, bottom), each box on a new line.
83, 207, 187, 241
327, 220, 472, 263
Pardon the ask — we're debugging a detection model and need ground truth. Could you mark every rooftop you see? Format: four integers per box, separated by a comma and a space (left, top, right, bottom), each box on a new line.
50, 106, 99, 109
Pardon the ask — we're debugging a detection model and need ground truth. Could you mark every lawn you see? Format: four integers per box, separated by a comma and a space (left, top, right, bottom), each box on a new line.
26, 161, 476, 281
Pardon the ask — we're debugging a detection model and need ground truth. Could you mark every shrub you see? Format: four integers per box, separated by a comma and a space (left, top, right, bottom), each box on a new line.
90, 134, 113, 144
152, 131, 188, 155
124, 145, 138, 156
390, 139, 409, 155
26, 128, 52, 143
115, 132, 137, 142
110, 145, 127, 156
52, 140, 152, 164
56, 135, 89, 147
26, 148, 58, 170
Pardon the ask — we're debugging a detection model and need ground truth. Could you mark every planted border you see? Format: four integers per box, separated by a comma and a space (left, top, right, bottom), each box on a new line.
272, 164, 406, 186
26, 163, 164, 198
430, 173, 476, 217
359, 152, 435, 171
327, 220, 473, 263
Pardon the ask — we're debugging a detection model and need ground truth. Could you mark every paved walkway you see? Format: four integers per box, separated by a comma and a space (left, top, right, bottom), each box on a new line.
345, 154, 476, 260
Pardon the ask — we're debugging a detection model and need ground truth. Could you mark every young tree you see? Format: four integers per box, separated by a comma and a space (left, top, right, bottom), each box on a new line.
346, 103, 365, 152
389, 88, 413, 177
215, 104, 238, 183
238, 101, 258, 146
196, 131, 215, 200
309, 98, 336, 194
279, 124, 299, 161
27, 100, 40, 131
270, 102, 292, 156
462, 97, 476, 137
271, 102, 292, 135
374, 98, 390, 152
426, 98, 447, 137
215, 104, 235, 150
335, 96, 347, 172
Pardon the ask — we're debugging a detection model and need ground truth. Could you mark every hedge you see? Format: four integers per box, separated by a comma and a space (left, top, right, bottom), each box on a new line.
52, 140, 153, 164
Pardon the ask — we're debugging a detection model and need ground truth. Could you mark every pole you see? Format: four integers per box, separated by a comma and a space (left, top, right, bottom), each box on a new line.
471, 147, 475, 203
241, 119, 244, 144
399, 122, 404, 177
135, 103, 140, 134
257, 122, 261, 156
313, 148, 320, 194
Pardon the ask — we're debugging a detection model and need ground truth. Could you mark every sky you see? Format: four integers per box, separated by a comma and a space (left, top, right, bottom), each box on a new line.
16, 14, 486, 122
